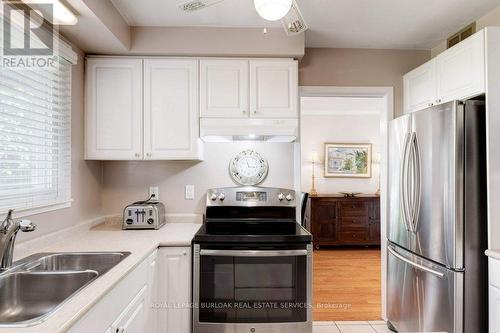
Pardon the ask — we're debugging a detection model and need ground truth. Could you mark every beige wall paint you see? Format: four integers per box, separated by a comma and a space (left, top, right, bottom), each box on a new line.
101, 143, 296, 216
129, 27, 304, 58
477, 5, 500, 29
298, 48, 430, 117
301, 113, 381, 195
430, 5, 500, 58
18, 48, 103, 243
81, 0, 131, 48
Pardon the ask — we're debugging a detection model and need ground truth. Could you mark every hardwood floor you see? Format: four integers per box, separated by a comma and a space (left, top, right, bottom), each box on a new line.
313, 248, 381, 321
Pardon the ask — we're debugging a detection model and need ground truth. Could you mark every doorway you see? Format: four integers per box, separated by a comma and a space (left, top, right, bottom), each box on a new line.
299, 87, 394, 322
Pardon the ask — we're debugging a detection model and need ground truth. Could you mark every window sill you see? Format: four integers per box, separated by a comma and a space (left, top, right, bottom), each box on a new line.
1, 200, 73, 219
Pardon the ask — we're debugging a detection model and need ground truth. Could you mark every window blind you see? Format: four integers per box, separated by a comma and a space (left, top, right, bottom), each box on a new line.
0, 52, 72, 214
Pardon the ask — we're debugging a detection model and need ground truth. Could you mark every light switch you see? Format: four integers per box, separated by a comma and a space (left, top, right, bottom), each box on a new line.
185, 185, 195, 200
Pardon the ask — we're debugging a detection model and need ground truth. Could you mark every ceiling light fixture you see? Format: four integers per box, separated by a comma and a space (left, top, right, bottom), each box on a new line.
52, 0, 78, 25
24, 0, 78, 25
254, 0, 292, 21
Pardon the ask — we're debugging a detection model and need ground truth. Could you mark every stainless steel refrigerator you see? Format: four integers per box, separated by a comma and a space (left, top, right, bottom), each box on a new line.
387, 100, 488, 333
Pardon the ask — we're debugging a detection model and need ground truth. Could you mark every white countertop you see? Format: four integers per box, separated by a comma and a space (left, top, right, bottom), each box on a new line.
0, 221, 201, 333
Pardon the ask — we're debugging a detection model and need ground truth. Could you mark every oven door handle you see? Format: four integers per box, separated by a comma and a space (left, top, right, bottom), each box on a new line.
199, 249, 308, 257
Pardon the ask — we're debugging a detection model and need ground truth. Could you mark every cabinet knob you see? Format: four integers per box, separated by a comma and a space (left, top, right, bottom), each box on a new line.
242, 110, 247, 114
146, 153, 151, 158
437, 99, 442, 103
253, 110, 257, 114
183, 251, 187, 256
134, 153, 140, 158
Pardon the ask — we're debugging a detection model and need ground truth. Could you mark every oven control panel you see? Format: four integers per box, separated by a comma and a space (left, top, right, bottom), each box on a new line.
206, 187, 296, 207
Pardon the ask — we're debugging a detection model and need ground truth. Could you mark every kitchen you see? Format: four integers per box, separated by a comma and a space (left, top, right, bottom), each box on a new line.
1, 1, 500, 333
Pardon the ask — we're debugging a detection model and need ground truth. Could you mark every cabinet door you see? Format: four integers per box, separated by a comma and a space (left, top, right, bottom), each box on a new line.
85, 58, 143, 160
368, 199, 381, 244
147, 250, 158, 333
436, 31, 485, 103
157, 247, 191, 333
490, 285, 500, 333
403, 59, 437, 114
249, 60, 298, 118
200, 59, 249, 118
311, 200, 338, 244
111, 286, 148, 333
144, 59, 202, 160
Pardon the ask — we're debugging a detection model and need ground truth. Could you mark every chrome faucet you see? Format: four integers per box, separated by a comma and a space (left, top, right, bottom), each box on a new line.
0, 209, 36, 271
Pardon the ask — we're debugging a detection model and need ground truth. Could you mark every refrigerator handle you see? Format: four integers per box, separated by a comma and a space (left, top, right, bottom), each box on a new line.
400, 133, 412, 231
388, 245, 445, 278
410, 133, 422, 232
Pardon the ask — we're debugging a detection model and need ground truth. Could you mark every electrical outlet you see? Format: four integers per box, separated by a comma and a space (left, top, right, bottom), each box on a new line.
149, 186, 159, 200
185, 185, 195, 200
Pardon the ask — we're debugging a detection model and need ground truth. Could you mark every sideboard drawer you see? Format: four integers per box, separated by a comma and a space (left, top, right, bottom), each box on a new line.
339, 217, 367, 230
340, 202, 368, 217
338, 230, 369, 243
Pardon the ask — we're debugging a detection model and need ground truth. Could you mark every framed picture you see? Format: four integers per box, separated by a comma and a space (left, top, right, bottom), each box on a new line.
324, 143, 372, 178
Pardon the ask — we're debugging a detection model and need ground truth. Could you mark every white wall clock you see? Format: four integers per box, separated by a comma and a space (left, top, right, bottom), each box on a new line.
229, 150, 269, 185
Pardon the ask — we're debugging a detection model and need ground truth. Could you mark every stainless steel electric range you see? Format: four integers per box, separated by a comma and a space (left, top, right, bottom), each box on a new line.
192, 186, 313, 333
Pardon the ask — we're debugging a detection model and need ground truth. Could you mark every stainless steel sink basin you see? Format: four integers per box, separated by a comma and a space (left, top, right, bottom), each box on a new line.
0, 271, 98, 324
0, 251, 131, 326
25, 252, 130, 275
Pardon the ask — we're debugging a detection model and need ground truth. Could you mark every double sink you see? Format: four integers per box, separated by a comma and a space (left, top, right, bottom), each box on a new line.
0, 251, 130, 326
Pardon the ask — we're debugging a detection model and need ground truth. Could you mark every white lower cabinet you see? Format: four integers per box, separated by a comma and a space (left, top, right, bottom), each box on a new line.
490, 257, 500, 333
147, 250, 159, 333
69, 247, 191, 333
108, 286, 148, 333
155, 247, 192, 333
489, 285, 500, 333
68, 254, 151, 333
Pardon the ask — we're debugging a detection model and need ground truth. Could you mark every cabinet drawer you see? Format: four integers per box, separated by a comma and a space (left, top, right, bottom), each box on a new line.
339, 230, 368, 243
339, 217, 367, 230
340, 202, 368, 217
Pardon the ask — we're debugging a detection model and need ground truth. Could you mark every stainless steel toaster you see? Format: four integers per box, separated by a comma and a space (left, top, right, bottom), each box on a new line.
123, 196, 166, 230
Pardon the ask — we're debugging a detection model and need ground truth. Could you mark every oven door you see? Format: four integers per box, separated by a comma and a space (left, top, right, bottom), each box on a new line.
193, 244, 313, 333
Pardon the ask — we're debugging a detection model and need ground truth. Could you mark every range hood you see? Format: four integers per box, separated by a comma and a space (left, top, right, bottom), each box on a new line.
200, 118, 298, 142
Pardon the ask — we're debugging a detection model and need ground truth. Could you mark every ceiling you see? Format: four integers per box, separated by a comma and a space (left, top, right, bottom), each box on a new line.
110, 0, 500, 49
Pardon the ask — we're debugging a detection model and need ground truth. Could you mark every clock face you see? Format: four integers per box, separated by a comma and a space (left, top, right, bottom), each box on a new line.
229, 150, 268, 185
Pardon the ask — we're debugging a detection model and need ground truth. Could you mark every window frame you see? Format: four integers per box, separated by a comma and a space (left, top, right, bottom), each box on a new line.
0, 10, 77, 218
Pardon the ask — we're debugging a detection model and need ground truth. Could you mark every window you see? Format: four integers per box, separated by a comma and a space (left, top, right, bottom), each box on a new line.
0, 52, 72, 214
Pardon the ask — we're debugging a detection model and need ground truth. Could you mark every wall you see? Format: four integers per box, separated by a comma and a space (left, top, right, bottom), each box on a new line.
101, 142, 295, 216
298, 48, 431, 117
129, 27, 305, 58
18, 47, 103, 242
431, 5, 500, 57
301, 114, 381, 195
477, 5, 500, 29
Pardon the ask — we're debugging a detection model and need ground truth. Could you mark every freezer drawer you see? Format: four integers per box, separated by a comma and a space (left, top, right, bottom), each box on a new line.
387, 244, 463, 333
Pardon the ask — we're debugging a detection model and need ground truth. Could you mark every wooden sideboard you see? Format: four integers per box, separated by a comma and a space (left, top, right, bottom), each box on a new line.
309, 195, 380, 248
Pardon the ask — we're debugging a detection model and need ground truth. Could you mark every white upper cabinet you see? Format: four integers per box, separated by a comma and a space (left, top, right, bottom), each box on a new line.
85, 58, 143, 160
249, 59, 298, 118
144, 59, 201, 160
436, 31, 485, 104
403, 30, 486, 114
200, 59, 249, 118
403, 59, 437, 114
